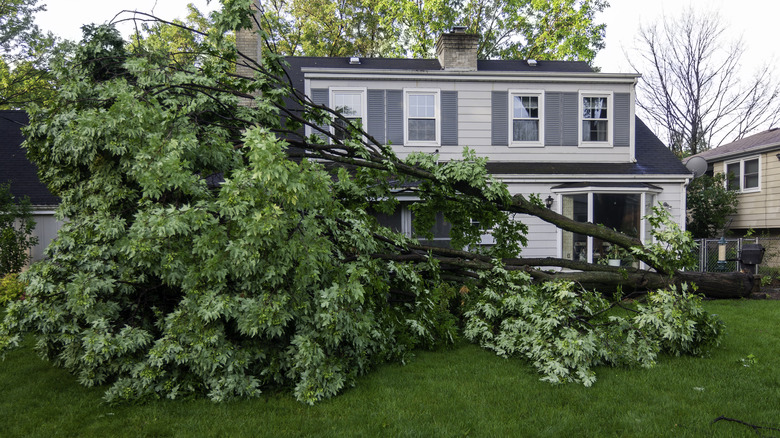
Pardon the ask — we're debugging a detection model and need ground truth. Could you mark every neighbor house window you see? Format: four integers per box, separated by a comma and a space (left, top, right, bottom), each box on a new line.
330, 88, 366, 141
725, 157, 760, 192
510, 91, 544, 146
404, 89, 440, 146
580, 93, 611, 145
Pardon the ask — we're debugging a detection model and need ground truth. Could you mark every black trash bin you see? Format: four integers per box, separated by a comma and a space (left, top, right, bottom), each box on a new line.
741, 244, 765, 265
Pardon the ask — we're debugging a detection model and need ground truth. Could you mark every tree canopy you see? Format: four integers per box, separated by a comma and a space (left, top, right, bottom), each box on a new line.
0, 0, 68, 109
0, 0, 728, 405
686, 173, 738, 239
258, 0, 607, 62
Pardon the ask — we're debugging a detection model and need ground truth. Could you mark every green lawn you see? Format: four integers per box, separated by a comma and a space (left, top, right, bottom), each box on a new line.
1, 300, 778, 437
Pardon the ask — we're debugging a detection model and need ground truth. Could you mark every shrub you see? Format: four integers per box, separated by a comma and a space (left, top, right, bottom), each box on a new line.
0, 273, 27, 305
1, 183, 39, 276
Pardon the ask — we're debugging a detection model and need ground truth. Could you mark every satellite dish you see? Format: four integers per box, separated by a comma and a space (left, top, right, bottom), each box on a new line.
685, 156, 708, 178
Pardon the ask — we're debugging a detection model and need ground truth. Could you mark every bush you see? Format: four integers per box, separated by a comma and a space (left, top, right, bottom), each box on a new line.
0, 273, 27, 305
1, 183, 39, 275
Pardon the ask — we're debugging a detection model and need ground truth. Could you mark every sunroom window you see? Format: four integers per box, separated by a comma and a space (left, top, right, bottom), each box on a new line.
560, 190, 656, 266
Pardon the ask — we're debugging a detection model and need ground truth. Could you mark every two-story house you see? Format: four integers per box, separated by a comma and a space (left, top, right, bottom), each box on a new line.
262, 29, 692, 264
686, 128, 780, 235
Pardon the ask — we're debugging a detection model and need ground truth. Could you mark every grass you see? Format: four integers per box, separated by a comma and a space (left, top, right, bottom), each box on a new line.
1, 300, 779, 437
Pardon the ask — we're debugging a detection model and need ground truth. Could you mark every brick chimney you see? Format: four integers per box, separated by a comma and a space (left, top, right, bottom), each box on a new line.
435, 27, 479, 71
235, 1, 261, 106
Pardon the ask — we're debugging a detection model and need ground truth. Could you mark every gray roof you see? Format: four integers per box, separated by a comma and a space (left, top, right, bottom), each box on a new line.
0, 111, 59, 206
689, 128, 780, 162
284, 56, 594, 74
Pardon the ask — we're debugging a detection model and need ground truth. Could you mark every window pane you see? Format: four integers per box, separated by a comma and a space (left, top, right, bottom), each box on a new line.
726, 163, 740, 191
561, 194, 588, 261
583, 97, 608, 119
744, 159, 759, 189
592, 194, 640, 263
333, 117, 361, 140
513, 120, 539, 141
373, 207, 403, 233
408, 94, 435, 118
582, 120, 608, 141
408, 119, 436, 141
410, 211, 451, 248
513, 96, 538, 118
333, 93, 361, 117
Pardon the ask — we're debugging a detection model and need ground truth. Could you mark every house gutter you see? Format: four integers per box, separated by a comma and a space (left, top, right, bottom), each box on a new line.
301, 68, 641, 85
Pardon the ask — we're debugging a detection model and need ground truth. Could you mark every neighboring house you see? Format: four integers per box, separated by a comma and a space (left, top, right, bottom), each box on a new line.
687, 128, 780, 234
0, 110, 63, 262
240, 28, 693, 263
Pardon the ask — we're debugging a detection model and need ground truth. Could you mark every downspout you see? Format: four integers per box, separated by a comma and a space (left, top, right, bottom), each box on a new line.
681, 176, 691, 230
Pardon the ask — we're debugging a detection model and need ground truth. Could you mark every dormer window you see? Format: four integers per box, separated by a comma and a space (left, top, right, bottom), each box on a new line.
404, 89, 440, 146
579, 92, 613, 147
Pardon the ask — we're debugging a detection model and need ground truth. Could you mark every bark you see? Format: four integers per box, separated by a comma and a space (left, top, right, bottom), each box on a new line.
373, 246, 754, 299
536, 270, 754, 299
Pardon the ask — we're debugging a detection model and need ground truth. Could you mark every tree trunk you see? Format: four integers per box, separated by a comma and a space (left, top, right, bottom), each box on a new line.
532, 269, 754, 299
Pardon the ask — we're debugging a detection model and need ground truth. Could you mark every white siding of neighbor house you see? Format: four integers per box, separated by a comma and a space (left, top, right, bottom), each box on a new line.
715, 153, 780, 230
306, 77, 635, 164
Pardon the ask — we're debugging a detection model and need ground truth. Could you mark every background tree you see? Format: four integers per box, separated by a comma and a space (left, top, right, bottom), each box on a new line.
686, 173, 738, 238
630, 9, 780, 157
258, 0, 607, 62
0, 0, 728, 405
0, 183, 38, 275
0, 0, 67, 109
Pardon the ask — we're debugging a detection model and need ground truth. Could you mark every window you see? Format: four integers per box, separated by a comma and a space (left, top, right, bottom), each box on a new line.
509, 91, 544, 146
725, 157, 760, 192
330, 88, 365, 141
580, 92, 612, 146
404, 89, 440, 146
559, 190, 657, 265
373, 203, 451, 248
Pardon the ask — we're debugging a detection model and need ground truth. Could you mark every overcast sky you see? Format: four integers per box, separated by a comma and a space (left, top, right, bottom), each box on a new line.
35, 0, 780, 76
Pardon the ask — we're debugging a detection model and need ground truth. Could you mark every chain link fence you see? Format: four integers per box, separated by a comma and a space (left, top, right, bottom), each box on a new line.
693, 237, 780, 275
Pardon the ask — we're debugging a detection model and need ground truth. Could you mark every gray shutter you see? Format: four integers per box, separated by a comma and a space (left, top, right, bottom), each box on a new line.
310, 88, 329, 141
614, 93, 630, 147
545, 92, 562, 146
367, 90, 386, 144
491, 91, 508, 146
562, 92, 579, 146
387, 90, 403, 145
441, 91, 458, 146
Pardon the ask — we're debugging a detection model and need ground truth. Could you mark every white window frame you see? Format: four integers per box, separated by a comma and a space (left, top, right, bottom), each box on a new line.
578, 91, 613, 147
508, 90, 545, 147
724, 156, 761, 193
329, 87, 367, 141
404, 89, 441, 147
554, 187, 660, 265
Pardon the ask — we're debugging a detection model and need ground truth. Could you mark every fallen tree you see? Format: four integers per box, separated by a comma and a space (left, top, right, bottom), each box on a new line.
0, 1, 736, 405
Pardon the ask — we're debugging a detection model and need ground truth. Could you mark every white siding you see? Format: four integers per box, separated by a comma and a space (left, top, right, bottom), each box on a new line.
29, 212, 63, 262
307, 77, 635, 164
